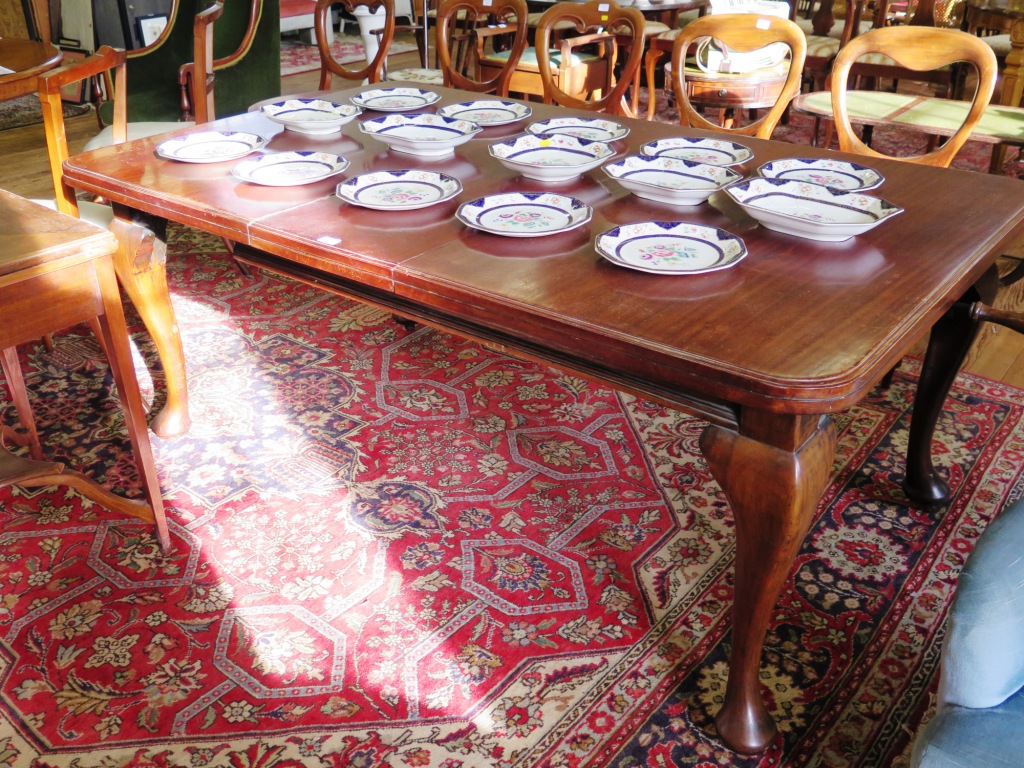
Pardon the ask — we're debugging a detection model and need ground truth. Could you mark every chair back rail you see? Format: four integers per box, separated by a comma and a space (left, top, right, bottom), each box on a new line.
317, 0, 397, 86
438, 0, 528, 93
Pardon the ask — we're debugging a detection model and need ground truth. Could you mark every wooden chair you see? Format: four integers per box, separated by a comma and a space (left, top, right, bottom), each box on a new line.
0, 191, 170, 552
830, 26, 998, 166
667, 13, 806, 139
37, 47, 191, 440
386, 0, 527, 89
316, 0, 397, 87
481, 0, 645, 116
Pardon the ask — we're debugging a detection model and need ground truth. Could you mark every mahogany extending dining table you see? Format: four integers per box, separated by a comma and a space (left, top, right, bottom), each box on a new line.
60, 83, 1024, 754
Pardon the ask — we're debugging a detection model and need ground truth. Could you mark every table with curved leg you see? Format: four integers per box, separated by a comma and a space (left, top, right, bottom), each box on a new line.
59, 84, 1024, 753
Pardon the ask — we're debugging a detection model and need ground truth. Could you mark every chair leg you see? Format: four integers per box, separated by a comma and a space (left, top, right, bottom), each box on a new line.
0, 347, 44, 461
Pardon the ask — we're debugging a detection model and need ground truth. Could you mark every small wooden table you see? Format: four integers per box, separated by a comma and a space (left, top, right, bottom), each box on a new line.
60, 83, 1024, 753
0, 37, 62, 102
964, 0, 1024, 36
0, 190, 169, 551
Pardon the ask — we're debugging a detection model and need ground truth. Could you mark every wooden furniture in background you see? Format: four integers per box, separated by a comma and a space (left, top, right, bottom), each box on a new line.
316, 0, 397, 87
439, 0, 528, 93
59, 83, 1024, 754
666, 13, 806, 138
0, 37, 61, 101
829, 26, 998, 165
0, 190, 169, 551
38, 46, 191, 439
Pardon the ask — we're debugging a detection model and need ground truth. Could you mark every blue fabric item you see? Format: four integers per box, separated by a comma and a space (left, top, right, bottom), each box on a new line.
939, 497, 1024, 710
911, 687, 1024, 767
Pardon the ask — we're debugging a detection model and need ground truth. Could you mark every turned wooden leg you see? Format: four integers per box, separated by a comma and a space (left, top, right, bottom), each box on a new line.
108, 209, 191, 439
904, 266, 999, 505
700, 412, 836, 753
0, 347, 44, 460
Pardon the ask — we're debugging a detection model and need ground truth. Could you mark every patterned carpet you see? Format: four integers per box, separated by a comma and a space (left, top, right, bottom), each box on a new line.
281, 36, 419, 77
0, 222, 1022, 767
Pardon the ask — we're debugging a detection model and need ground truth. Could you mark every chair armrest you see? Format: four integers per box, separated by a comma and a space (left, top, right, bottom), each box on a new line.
938, 497, 1024, 710
475, 22, 519, 40
179, 0, 223, 122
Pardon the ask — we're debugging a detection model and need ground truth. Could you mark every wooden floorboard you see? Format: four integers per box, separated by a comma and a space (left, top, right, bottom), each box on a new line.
0, 38, 1020, 389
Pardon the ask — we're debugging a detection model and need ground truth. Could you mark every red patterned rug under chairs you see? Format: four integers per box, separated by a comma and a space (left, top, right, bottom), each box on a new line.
0, 224, 1021, 767
281, 36, 418, 77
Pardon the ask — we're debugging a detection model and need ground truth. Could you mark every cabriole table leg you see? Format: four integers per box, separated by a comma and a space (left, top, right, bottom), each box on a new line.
700, 412, 837, 753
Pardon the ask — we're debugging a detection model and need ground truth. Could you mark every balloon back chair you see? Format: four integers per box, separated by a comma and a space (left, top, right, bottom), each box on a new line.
316, 0, 397, 87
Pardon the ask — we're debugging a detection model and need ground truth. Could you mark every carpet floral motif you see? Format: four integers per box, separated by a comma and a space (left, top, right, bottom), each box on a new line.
280, 36, 419, 78
0, 232, 1022, 765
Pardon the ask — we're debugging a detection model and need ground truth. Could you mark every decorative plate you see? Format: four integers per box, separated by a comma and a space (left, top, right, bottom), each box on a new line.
359, 113, 481, 157
757, 157, 884, 191
526, 117, 629, 142
603, 155, 742, 206
640, 137, 753, 167
231, 151, 350, 186
436, 100, 532, 126
260, 99, 362, 134
488, 134, 617, 182
156, 131, 267, 163
336, 170, 462, 210
596, 221, 748, 275
724, 177, 904, 242
350, 87, 441, 111
456, 192, 592, 237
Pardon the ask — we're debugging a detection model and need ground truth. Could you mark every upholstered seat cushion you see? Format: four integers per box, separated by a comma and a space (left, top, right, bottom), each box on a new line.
385, 67, 446, 84
981, 33, 1012, 58
805, 34, 840, 59
83, 121, 194, 152
794, 15, 873, 38
481, 46, 601, 69
912, 688, 1024, 768
527, 12, 582, 30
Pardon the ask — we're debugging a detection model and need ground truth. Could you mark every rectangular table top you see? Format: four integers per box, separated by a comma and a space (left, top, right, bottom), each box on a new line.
61, 84, 1024, 417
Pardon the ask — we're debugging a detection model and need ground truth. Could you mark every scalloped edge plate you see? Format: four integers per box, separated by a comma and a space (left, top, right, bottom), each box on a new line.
260, 99, 362, 134
156, 131, 267, 163
456, 192, 592, 237
640, 137, 753, 167
350, 87, 442, 111
436, 99, 532, 126
526, 117, 629, 142
359, 113, 482, 157
603, 155, 742, 206
596, 221, 748, 274
488, 134, 616, 182
336, 169, 462, 210
231, 151, 350, 186
756, 157, 884, 191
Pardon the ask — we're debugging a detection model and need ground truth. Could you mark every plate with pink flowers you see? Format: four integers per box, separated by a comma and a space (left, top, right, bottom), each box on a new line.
456, 192, 591, 237
595, 221, 748, 274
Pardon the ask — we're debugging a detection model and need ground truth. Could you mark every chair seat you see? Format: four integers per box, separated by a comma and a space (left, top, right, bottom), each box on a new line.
795, 16, 874, 39
676, 8, 701, 27
526, 12, 579, 29
385, 67, 445, 84
806, 34, 841, 58
481, 46, 600, 69
83, 121, 194, 152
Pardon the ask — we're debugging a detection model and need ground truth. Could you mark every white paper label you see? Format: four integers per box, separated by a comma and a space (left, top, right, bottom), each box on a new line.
317, 236, 342, 245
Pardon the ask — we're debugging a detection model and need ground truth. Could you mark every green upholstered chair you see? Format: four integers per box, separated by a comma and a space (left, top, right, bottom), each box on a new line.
99, 0, 280, 125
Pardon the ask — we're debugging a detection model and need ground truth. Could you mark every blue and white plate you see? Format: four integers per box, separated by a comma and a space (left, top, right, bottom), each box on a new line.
757, 157, 884, 191
596, 221, 748, 275
603, 155, 742, 206
436, 99, 532, 126
336, 170, 462, 210
359, 113, 481, 157
526, 117, 629, 142
456, 192, 592, 237
724, 177, 903, 241
640, 137, 752, 167
350, 87, 441, 112
231, 151, 349, 186
488, 134, 616, 182
156, 131, 267, 163
260, 98, 362, 134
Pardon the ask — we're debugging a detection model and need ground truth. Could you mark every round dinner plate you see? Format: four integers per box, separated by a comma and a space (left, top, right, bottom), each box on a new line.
350, 87, 441, 112
456, 192, 592, 237
641, 137, 753, 167
231, 151, 350, 186
336, 170, 462, 210
596, 221, 748, 275
526, 117, 629, 142
156, 131, 267, 163
436, 99, 532, 126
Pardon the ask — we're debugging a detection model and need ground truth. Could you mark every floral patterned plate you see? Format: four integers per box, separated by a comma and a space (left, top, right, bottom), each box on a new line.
436, 100, 532, 126
156, 131, 267, 163
359, 113, 481, 157
756, 157, 884, 191
640, 137, 752, 167
603, 155, 742, 206
350, 87, 441, 112
724, 177, 903, 242
260, 98, 362, 134
526, 117, 629, 142
336, 170, 462, 210
595, 221, 748, 275
231, 151, 350, 186
488, 134, 617, 182
456, 192, 592, 237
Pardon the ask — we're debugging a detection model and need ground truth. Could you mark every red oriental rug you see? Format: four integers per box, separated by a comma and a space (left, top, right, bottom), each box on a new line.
281, 36, 419, 78
0, 226, 1022, 767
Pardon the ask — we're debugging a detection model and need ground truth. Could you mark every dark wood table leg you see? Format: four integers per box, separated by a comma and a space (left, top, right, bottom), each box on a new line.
700, 412, 836, 753
904, 266, 999, 505
108, 209, 191, 439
